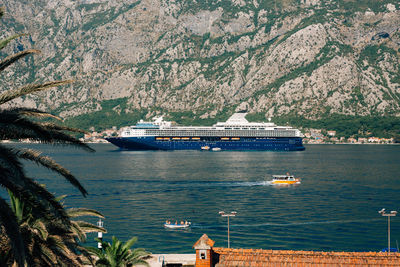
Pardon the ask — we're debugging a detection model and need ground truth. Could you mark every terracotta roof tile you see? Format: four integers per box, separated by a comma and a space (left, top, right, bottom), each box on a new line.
213, 247, 400, 266
193, 234, 215, 248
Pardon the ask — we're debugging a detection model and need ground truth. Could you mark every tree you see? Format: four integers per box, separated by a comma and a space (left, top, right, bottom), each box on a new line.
0, 6, 95, 266
86, 236, 151, 267
4, 191, 107, 266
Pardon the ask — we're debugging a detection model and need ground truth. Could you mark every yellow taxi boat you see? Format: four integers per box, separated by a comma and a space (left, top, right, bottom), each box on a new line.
271, 174, 301, 185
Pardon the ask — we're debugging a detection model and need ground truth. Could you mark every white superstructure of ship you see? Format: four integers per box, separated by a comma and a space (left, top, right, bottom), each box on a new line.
120, 112, 303, 138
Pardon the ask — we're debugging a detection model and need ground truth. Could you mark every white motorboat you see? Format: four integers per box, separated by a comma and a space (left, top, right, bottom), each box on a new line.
164, 222, 191, 229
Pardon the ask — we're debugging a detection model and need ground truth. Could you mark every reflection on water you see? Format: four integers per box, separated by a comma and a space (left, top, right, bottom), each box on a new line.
6, 143, 400, 253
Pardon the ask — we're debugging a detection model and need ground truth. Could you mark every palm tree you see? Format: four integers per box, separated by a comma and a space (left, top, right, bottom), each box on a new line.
5, 191, 106, 266
0, 7, 95, 266
86, 236, 151, 267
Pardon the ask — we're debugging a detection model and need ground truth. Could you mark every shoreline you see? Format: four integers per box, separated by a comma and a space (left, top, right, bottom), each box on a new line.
2, 140, 398, 145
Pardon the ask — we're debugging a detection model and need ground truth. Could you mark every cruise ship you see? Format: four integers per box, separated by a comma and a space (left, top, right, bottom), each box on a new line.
105, 113, 305, 151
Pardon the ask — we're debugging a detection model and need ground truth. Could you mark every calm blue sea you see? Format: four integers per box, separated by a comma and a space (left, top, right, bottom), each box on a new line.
5, 143, 400, 253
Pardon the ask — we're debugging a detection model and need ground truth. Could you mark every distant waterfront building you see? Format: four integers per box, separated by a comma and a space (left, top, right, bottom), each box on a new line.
103, 129, 115, 137
310, 129, 324, 140
368, 137, 381, 143
358, 137, 368, 143
348, 137, 357, 143
330, 137, 339, 143
327, 130, 336, 136
310, 129, 322, 133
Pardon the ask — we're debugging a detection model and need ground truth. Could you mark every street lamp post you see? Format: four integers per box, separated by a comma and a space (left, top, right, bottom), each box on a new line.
219, 211, 237, 248
378, 208, 397, 255
97, 219, 104, 249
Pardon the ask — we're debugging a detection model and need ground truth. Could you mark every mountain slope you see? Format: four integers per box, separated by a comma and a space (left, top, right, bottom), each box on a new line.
1, 0, 399, 129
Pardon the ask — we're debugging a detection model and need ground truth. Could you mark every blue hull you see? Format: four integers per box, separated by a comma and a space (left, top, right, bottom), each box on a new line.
105, 137, 305, 151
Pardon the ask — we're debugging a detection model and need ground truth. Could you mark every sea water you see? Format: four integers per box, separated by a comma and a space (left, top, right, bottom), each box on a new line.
7, 143, 400, 253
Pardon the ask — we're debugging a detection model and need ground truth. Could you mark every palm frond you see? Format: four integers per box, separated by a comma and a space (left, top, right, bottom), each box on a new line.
0, 144, 25, 177
21, 178, 70, 224
35, 242, 57, 266
1, 173, 68, 226
31, 220, 48, 240
70, 221, 86, 242
0, 80, 73, 105
73, 221, 106, 234
11, 107, 62, 121
127, 251, 151, 267
0, 147, 71, 224
0, 33, 26, 51
75, 244, 96, 266
131, 247, 151, 258
55, 194, 67, 203
122, 236, 138, 251
16, 148, 87, 196
84, 246, 103, 258
7, 189, 26, 223
0, 111, 94, 152
34, 234, 79, 266
24, 230, 57, 267
0, 49, 40, 72
96, 258, 111, 266
67, 208, 104, 218
0, 198, 25, 266
40, 122, 89, 134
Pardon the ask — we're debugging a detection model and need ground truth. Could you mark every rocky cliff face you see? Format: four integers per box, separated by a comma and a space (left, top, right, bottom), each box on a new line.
1, 0, 399, 126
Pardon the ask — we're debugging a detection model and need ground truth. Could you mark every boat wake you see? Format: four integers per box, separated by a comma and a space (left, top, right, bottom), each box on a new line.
84, 180, 280, 197
215, 181, 273, 187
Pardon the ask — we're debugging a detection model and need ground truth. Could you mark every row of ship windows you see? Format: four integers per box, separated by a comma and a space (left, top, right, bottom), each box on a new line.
132, 130, 295, 137
155, 139, 291, 143
162, 143, 290, 147
136, 127, 286, 130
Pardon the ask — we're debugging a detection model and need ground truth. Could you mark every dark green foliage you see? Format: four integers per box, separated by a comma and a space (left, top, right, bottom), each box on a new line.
248, 112, 400, 138
350, 86, 365, 106
337, 0, 394, 12
77, 2, 104, 11
81, 2, 140, 32
64, 98, 147, 132
358, 45, 397, 73
86, 236, 150, 267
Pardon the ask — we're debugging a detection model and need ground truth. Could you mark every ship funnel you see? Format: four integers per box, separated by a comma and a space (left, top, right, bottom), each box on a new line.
226, 113, 248, 124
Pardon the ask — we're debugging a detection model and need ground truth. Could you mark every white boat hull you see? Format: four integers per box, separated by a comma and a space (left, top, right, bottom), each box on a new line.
164, 223, 191, 229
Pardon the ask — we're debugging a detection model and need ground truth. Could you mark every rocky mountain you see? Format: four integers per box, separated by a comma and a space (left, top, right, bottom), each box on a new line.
1, 0, 399, 129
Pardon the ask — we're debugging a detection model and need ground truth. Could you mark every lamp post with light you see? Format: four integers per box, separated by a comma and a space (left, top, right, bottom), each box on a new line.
219, 211, 237, 248
97, 219, 104, 249
378, 208, 397, 255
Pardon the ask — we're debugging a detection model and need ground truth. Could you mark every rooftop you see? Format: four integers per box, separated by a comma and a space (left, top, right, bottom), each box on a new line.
212, 247, 400, 266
